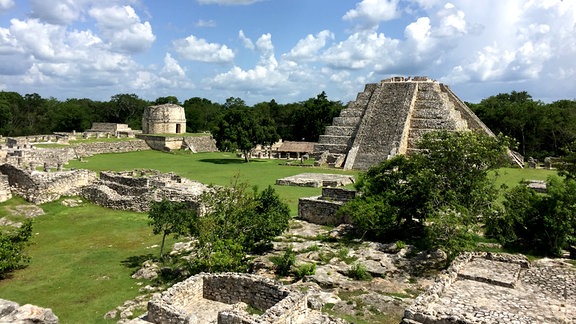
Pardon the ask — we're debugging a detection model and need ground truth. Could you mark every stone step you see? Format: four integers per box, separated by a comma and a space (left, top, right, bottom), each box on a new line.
324, 126, 355, 137
332, 116, 361, 127
318, 135, 352, 146
314, 143, 349, 154
339, 108, 364, 118
412, 108, 452, 119
410, 118, 458, 130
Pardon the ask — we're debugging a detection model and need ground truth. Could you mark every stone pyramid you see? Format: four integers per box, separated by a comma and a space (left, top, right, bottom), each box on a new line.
314, 76, 498, 170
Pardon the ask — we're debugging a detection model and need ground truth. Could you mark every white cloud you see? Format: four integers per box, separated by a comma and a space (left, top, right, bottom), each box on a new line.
343, 0, 400, 29
161, 53, 186, 78
89, 5, 155, 53
322, 31, 400, 70
0, 0, 14, 13
284, 30, 334, 61
239, 30, 254, 49
174, 35, 235, 63
196, 19, 217, 27
29, 0, 84, 25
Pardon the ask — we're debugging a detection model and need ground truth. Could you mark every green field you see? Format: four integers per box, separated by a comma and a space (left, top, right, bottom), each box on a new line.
0, 150, 560, 323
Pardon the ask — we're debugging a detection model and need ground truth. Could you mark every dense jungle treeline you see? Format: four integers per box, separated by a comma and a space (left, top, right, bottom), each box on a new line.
0, 90, 575, 158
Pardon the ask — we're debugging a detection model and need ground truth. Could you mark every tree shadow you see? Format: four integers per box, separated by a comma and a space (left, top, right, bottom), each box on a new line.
199, 158, 265, 165
121, 253, 156, 269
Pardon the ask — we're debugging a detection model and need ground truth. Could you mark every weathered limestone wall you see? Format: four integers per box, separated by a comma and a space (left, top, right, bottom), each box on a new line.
147, 273, 308, 324
298, 188, 354, 226
137, 134, 218, 152
80, 170, 208, 212
72, 140, 149, 158
0, 164, 97, 204
0, 174, 11, 202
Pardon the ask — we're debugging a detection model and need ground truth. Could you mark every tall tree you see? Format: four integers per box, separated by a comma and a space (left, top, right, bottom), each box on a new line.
148, 200, 195, 259
211, 106, 280, 162
291, 92, 344, 141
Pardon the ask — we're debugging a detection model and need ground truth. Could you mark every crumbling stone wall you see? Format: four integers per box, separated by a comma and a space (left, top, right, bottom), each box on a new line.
0, 164, 97, 204
147, 273, 308, 324
80, 170, 209, 212
0, 174, 11, 202
137, 134, 218, 152
298, 188, 354, 226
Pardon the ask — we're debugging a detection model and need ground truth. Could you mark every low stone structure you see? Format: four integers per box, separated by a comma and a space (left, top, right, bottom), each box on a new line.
298, 187, 355, 226
0, 173, 11, 202
137, 134, 217, 152
402, 252, 576, 323
85, 123, 136, 137
0, 164, 97, 204
142, 104, 186, 134
0, 299, 58, 323
80, 170, 210, 212
276, 173, 355, 188
147, 272, 308, 324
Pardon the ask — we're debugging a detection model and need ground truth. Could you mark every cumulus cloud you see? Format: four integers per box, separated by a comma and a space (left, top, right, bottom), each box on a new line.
174, 35, 234, 63
29, 0, 84, 25
343, 0, 400, 29
239, 30, 254, 49
89, 5, 155, 53
322, 31, 400, 70
284, 30, 334, 61
196, 19, 217, 27
0, 0, 14, 13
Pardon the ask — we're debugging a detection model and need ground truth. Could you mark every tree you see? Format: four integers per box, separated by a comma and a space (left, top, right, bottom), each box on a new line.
340, 131, 511, 258
187, 179, 290, 273
148, 200, 195, 259
486, 177, 576, 256
183, 97, 222, 133
0, 220, 33, 278
211, 106, 280, 162
291, 92, 344, 141
154, 96, 180, 105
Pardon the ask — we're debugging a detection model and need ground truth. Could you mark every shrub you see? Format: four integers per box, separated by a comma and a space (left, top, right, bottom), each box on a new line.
293, 262, 316, 280
269, 246, 296, 276
347, 262, 372, 281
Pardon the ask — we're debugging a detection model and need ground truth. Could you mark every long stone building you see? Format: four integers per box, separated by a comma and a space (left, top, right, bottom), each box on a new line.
314, 76, 499, 170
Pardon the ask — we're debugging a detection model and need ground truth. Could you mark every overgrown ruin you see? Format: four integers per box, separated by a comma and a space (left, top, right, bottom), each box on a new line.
314, 76, 500, 169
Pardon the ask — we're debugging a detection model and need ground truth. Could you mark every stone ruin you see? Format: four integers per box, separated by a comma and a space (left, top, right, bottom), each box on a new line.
85, 123, 137, 138
402, 252, 576, 323
0, 173, 11, 203
298, 187, 356, 226
0, 163, 97, 204
314, 76, 518, 170
80, 170, 210, 213
275, 173, 354, 188
146, 272, 308, 324
142, 104, 186, 135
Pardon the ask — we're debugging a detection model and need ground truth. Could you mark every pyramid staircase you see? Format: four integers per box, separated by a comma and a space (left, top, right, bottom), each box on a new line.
314, 77, 515, 170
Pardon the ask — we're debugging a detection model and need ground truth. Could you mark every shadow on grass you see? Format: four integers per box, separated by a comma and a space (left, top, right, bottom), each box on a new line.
199, 158, 265, 165
121, 253, 156, 270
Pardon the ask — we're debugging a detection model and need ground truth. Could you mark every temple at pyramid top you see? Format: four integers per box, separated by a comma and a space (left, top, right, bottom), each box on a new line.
314, 76, 497, 170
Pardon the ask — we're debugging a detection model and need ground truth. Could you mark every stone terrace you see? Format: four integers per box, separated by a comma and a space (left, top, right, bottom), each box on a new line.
403, 252, 576, 323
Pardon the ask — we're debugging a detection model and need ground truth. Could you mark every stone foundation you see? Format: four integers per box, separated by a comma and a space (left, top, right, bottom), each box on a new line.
298, 187, 355, 226
137, 134, 217, 152
402, 252, 576, 323
276, 173, 354, 188
0, 164, 97, 204
147, 273, 308, 324
80, 170, 210, 212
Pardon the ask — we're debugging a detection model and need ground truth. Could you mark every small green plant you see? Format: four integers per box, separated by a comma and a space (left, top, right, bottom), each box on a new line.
245, 304, 264, 316
293, 262, 316, 280
396, 240, 406, 249
269, 246, 296, 276
347, 262, 372, 281
337, 247, 358, 264
318, 251, 335, 264
300, 244, 320, 253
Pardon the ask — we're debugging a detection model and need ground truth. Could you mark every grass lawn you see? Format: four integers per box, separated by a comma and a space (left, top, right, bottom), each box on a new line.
67, 150, 358, 215
0, 199, 169, 323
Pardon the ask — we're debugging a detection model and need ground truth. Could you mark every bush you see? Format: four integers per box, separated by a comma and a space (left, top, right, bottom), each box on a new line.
269, 246, 296, 276
293, 262, 316, 280
347, 262, 372, 281
0, 220, 33, 278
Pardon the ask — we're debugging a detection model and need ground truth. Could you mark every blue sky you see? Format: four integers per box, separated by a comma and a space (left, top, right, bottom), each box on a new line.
0, 0, 574, 105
